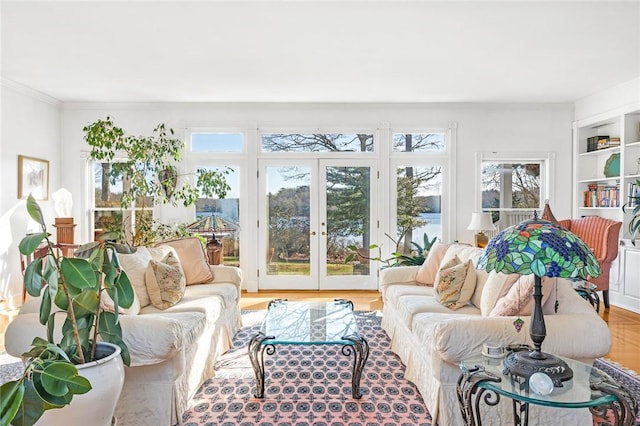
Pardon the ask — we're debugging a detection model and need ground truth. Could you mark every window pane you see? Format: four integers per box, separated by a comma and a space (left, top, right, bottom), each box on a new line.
190, 167, 240, 267
481, 162, 541, 210
393, 133, 445, 153
191, 133, 243, 153
94, 163, 123, 207
262, 133, 374, 153
396, 165, 443, 254
94, 210, 123, 240
265, 166, 311, 276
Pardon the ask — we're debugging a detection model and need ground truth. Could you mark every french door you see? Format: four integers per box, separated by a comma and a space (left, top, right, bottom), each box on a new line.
258, 159, 378, 290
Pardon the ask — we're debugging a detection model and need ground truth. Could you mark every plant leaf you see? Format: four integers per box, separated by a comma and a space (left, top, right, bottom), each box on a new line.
0, 381, 24, 426
40, 362, 91, 397
18, 233, 47, 256
24, 258, 44, 298
70, 290, 100, 318
25, 194, 46, 226
39, 290, 51, 327
60, 258, 97, 291
10, 380, 46, 426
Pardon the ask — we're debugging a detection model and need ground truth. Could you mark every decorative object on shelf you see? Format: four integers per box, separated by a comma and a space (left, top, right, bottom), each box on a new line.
17, 155, 49, 200
467, 212, 496, 248
603, 152, 620, 178
477, 212, 601, 386
623, 178, 640, 245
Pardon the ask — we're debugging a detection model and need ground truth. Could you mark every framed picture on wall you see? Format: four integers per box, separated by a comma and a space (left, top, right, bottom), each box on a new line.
18, 155, 50, 200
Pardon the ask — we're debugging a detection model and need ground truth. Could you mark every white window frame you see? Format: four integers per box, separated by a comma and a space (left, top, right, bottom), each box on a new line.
474, 151, 556, 225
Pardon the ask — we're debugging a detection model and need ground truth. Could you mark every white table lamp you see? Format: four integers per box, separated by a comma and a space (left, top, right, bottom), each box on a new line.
467, 212, 496, 248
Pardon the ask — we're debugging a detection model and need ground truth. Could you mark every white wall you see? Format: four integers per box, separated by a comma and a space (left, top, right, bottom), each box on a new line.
60, 102, 574, 291
574, 77, 640, 121
0, 81, 61, 307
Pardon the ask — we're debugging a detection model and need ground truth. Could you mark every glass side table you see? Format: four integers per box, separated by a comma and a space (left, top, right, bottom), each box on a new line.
457, 353, 638, 426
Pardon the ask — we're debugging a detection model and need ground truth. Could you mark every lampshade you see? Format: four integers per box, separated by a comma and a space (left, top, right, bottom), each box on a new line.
476, 212, 601, 386
467, 212, 496, 232
477, 214, 600, 280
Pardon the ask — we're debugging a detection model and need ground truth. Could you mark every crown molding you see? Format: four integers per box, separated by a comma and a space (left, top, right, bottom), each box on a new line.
1, 78, 62, 106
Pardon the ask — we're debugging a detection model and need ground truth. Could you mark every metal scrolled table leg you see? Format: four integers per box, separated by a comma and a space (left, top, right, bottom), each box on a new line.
590, 369, 638, 426
341, 334, 370, 399
248, 332, 276, 398
456, 365, 503, 426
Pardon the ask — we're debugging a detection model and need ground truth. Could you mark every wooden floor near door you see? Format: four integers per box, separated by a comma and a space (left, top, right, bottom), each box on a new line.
241, 290, 640, 374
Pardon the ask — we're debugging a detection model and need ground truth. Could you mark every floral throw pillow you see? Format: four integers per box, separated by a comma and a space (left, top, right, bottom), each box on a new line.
145, 251, 186, 310
434, 255, 477, 310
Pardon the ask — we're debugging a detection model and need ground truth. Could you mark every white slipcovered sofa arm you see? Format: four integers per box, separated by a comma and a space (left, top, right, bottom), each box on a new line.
433, 314, 611, 364
209, 265, 243, 288
379, 266, 420, 287
119, 312, 206, 366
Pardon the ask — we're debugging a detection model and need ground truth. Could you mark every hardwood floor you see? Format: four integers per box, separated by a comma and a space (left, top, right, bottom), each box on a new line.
240, 290, 640, 374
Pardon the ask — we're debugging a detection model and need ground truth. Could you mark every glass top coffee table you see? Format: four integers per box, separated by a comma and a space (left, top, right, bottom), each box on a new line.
248, 299, 369, 399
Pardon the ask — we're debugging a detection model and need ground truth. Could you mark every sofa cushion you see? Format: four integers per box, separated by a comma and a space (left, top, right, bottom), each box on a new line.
397, 294, 480, 331
434, 256, 477, 310
416, 243, 452, 285
145, 251, 186, 310
490, 275, 557, 316
155, 237, 213, 285
479, 271, 520, 316
117, 246, 153, 308
385, 284, 435, 311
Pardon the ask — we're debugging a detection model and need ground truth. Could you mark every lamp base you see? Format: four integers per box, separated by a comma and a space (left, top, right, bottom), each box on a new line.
503, 350, 573, 387
474, 232, 489, 248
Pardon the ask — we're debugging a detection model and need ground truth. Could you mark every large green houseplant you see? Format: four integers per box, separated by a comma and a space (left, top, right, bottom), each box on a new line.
0, 195, 134, 426
83, 117, 231, 246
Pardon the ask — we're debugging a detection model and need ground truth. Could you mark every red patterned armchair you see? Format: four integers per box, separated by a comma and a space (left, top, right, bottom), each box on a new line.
558, 216, 622, 308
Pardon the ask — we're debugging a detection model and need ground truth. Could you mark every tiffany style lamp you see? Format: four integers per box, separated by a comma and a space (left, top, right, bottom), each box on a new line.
477, 212, 601, 386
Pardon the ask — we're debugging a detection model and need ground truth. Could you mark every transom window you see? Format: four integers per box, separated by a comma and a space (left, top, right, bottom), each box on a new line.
392, 132, 446, 153
261, 133, 374, 153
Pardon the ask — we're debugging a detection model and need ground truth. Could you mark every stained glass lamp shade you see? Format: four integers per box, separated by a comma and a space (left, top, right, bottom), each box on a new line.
477, 212, 601, 385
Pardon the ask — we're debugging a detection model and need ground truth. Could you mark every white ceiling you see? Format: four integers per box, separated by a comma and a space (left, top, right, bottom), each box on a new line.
2, 1, 639, 103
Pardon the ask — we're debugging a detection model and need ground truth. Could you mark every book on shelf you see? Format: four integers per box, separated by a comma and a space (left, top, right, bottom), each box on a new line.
583, 183, 620, 207
587, 135, 609, 152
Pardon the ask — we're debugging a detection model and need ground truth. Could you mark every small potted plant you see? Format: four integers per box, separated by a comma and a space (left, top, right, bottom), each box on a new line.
0, 195, 134, 426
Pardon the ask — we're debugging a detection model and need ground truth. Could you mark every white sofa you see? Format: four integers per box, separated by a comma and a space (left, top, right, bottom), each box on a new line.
5, 238, 243, 426
380, 243, 612, 426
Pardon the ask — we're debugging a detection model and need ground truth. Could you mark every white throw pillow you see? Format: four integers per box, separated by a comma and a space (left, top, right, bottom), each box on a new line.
116, 246, 152, 308
434, 255, 477, 310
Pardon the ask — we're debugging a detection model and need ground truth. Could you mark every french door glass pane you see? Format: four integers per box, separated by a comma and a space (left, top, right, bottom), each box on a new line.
326, 166, 371, 276
396, 165, 443, 253
266, 166, 311, 276
262, 133, 374, 153
192, 167, 241, 267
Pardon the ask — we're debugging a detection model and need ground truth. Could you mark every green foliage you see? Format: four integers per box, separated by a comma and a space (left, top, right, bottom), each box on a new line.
623, 178, 640, 245
345, 232, 438, 268
83, 117, 231, 246
1, 195, 134, 426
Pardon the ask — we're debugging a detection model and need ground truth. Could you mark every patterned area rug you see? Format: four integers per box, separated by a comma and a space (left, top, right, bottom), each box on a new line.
181, 310, 432, 426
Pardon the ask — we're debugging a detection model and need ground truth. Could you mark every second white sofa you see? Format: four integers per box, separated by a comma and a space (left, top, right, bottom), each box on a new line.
380, 243, 611, 426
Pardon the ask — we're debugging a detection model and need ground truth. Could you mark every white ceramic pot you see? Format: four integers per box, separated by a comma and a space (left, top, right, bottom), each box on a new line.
36, 342, 125, 426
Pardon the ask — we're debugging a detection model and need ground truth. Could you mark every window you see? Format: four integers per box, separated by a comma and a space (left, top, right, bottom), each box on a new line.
390, 131, 451, 258
191, 166, 241, 267
92, 161, 153, 242
191, 132, 243, 153
392, 132, 445, 153
479, 153, 553, 230
261, 133, 374, 153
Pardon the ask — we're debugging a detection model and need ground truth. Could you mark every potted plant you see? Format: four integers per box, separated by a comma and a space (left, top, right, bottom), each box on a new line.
345, 232, 438, 267
623, 178, 640, 245
0, 195, 134, 426
83, 117, 231, 246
